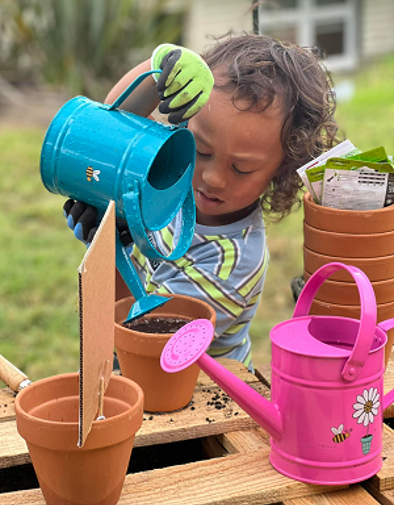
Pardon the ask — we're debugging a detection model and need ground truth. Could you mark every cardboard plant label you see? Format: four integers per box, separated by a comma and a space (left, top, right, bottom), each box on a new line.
78, 201, 115, 447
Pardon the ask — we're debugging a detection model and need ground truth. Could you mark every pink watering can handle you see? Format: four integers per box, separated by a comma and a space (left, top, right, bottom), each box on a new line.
293, 262, 377, 382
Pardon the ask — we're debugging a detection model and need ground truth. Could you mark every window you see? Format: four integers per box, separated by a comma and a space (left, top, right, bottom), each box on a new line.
257, 0, 358, 72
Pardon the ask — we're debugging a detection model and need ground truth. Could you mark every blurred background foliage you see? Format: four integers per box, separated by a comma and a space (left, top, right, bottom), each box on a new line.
0, 0, 185, 99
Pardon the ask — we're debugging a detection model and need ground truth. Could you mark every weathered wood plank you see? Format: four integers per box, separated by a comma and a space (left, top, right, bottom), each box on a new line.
196, 358, 259, 387
378, 489, 394, 505
282, 485, 379, 504
0, 451, 346, 505
0, 359, 262, 424
0, 421, 29, 468
0, 389, 16, 423
220, 427, 270, 454
0, 365, 269, 469
135, 382, 264, 447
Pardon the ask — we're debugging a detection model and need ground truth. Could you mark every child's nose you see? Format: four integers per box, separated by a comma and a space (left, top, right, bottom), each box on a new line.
201, 162, 226, 190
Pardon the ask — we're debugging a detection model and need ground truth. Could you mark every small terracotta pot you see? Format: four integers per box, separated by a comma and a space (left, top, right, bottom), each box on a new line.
303, 246, 394, 282
15, 373, 144, 505
310, 299, 394, 368
304, 222, 394, 258
115, 294, 216, 412
304, 270, 394, 305
303, 192, 394, 234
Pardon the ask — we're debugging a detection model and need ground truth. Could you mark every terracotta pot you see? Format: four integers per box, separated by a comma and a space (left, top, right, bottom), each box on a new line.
310, 300, 394, 368
304, 270, 394, 305
303, 246, 394, 282
303, 192, 394, 234
304, 222, 394, 258
15, 373, 144, 505
115, 294, 216, 412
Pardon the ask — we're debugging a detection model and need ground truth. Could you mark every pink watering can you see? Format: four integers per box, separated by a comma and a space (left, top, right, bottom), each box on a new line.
160, 262, 394, 485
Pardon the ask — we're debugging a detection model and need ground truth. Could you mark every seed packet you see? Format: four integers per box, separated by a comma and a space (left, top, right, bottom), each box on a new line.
305, 146, 390, 204
305, 145, 359, 203
347, 146, 390, 163
296, 140, 356, 200
321, 156, 394, 210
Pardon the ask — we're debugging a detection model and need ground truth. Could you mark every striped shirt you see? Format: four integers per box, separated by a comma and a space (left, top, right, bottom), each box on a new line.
131, 206, 268, 370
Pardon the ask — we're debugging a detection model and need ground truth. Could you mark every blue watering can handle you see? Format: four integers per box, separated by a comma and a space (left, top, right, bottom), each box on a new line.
107, 70, 162, 111
122, 179, 195, 261
293, 262, 377, 382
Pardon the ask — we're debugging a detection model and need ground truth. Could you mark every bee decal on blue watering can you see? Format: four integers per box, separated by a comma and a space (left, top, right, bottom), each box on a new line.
86, 166, 100, 183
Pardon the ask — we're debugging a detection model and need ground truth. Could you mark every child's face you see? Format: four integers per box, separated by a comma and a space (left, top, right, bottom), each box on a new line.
188, 88, 285, 226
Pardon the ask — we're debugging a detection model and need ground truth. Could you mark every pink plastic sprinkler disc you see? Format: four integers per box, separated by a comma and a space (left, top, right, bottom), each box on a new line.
160, 319, 214, 373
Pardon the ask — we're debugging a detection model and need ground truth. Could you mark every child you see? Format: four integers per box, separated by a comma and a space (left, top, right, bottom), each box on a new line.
64, 34, 338, 370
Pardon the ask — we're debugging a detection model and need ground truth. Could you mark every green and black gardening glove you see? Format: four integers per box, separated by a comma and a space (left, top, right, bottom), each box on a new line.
151, 43, 214, 124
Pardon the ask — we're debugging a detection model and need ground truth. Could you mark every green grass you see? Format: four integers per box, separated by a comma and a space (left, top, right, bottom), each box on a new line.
1, 54, 394, 383
0, 130, 87, 381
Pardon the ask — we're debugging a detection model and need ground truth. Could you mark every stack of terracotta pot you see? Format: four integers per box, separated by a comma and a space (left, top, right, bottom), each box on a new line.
303, 192, 394, 367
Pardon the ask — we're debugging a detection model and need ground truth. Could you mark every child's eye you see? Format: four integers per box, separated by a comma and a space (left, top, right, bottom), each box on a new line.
232, 164, 251, 176
196, 150, 211, 159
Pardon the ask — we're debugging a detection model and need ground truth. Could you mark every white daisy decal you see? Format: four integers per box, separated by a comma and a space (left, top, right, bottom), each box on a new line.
352, 387, 380, 427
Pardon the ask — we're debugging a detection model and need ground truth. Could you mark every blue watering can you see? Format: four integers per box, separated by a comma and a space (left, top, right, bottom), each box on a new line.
40, 70, 196, 321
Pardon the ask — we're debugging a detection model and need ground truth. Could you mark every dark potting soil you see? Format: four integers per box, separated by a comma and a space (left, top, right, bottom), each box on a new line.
123, 316, 192, 334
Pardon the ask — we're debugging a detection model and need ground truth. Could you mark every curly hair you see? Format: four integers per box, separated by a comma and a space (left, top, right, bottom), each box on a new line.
202, 34, 339, 220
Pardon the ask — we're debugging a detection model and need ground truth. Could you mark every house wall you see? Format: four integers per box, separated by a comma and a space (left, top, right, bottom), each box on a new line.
176, 0, 394, 65
183, 0, 254, 54
362, 0, 394, 58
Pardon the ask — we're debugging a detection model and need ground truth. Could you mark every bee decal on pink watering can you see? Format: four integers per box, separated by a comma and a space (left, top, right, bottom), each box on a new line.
331, 424, 352, 444
353, 387, 381, 455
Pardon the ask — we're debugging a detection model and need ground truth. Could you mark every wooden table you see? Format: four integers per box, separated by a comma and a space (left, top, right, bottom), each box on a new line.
1, 358, 394, 504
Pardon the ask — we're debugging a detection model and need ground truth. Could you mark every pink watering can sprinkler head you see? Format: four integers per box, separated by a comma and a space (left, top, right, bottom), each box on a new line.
161, 262, 394, 485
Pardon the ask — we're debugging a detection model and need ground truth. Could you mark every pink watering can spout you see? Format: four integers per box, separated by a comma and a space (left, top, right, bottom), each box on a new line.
197, 352, 283, 440
160, 318, 283, 440
161, 262, 394, 486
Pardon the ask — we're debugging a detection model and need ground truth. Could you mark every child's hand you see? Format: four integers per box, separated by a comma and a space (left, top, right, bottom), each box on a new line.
64, 200, 97, 246
63, 200, 133, 248
151, 44, 214, 124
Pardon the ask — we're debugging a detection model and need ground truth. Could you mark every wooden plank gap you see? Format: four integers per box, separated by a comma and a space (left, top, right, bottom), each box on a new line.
363, 484, 394, 505
254, 364, 272, 389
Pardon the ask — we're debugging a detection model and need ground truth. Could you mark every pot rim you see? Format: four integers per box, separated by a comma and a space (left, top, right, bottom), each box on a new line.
304, 221, 394, 239
304, 270, 394, 287
303, 245, 394, 262
15, 372, 144, 429
114, 293, 216, 338
312, 297, 394, 310
304, 192, 394, 217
